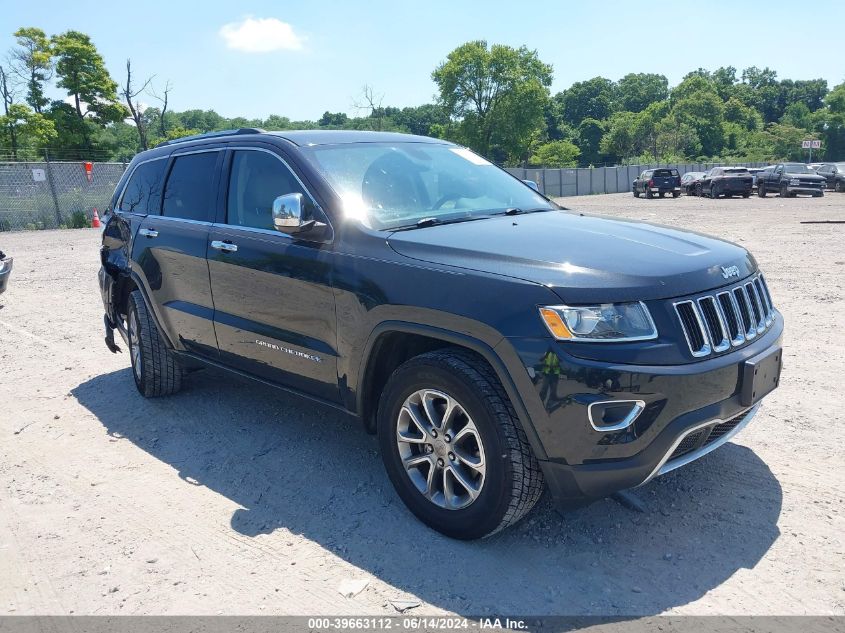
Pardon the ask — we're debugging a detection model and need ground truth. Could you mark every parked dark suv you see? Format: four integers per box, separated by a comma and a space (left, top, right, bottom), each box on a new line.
99, 129, 783, 539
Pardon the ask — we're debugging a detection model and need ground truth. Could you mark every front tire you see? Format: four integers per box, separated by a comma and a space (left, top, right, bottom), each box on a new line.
127, 290, 183, 397
758, 184, 767, 197
377, 349, 543, 539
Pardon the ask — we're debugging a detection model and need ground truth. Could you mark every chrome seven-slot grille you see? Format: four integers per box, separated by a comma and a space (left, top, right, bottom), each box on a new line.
674, 274, 775, 357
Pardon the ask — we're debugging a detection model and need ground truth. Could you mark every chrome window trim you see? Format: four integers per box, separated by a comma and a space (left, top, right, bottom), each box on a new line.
116, 154, 169, 213
697, 296, 730, 353
220, 145, 329, 235
587, 399, 646, 432
638, 404, 759, 487
673, 300, 712, 357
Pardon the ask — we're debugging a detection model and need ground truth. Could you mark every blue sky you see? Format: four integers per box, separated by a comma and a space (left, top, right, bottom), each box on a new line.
1, 0, 842, 121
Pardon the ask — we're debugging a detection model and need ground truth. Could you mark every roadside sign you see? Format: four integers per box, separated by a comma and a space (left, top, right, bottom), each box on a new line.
811, 140, 821, 149
32, 168, 46, 182
801, 140, 811, 148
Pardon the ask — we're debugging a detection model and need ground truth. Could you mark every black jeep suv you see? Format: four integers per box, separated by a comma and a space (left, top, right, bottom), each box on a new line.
99, 129, 783, 539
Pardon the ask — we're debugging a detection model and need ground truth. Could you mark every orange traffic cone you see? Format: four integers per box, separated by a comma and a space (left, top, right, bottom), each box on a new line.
91, 208, 101, 228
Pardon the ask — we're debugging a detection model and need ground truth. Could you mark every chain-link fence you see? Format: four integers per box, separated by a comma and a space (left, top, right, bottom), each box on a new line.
505, 162, 769, 197
0, 158, 771, 231
0, 161, 127, 231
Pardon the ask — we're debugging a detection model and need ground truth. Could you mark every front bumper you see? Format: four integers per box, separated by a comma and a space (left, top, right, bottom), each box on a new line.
507, 314, 783, 504
786, 186, 823, 194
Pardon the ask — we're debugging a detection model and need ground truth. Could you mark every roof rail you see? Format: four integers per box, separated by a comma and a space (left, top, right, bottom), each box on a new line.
155, 128, 266, 148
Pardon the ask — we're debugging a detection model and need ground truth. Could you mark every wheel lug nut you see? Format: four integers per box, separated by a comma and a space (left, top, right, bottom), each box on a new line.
448, 452, 455, 461
430, 429, 438, 438
425, 444, 433, 454
444, 434, 451, 443
437, 458, 444, 467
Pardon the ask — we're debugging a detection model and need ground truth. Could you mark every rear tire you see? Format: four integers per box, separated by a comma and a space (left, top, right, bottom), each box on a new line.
837, 181, 845, 193
127, 290, 183, 398
780, 184, 789, 198
377, 349, 543, 539
758, 184, 767, 197
645, 189, 653, 199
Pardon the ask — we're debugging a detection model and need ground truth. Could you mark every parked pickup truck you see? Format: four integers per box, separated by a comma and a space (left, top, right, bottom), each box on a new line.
632, 168, 681, 198
756, 163, 825, 198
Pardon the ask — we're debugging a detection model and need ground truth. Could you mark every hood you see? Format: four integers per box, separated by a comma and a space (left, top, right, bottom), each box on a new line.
387, 211, 757, 303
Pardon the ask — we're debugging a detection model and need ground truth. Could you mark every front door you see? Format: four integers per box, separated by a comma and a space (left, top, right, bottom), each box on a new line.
207, 147, 339, 403
132, 149, 222, 357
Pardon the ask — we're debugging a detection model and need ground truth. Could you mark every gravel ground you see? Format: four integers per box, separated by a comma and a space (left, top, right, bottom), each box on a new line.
1, 191, 843, 616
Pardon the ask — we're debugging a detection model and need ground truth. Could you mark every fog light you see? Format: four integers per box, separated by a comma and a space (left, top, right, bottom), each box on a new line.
587, 399, 646, 432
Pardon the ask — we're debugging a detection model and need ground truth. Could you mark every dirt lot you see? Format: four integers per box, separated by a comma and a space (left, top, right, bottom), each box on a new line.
1, 192, 843, 616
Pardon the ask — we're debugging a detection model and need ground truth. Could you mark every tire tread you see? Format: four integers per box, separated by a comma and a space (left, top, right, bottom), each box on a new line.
129, 290, 182, 397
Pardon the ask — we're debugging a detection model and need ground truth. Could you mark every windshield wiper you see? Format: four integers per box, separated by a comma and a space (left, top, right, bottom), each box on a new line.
390, 215, 490, 232
503, 206, 555, 216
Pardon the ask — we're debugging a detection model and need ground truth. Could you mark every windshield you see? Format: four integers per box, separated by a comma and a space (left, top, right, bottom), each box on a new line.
784, 163, 812, 174
302, 142, 555, 230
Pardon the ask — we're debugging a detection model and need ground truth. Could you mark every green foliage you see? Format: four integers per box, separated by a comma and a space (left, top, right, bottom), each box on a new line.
529, 140, 579, 167
68, 210, 88, 228
556, 77, 615, 127
432, 40, 552, 163
11, 27, 53, 113
0, 102, 57, 148
616, 73, 668, 113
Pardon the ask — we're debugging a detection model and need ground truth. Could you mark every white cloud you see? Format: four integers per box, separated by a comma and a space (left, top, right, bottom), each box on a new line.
219, 17, 304, 53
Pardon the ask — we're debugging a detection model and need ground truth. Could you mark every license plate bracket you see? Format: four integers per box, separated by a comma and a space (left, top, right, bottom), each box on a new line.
741, 347, 782, 406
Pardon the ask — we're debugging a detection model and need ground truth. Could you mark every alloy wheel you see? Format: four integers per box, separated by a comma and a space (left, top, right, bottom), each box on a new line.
395, 389, 486, 510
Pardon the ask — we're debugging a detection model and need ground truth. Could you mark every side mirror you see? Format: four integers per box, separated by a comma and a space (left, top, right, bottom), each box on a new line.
272, 193, 327, 237
522, 179, 540, 193
272, 193, 307, 234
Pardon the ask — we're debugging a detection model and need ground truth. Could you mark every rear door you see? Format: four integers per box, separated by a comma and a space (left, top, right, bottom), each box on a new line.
206, 146, 339, 403
132, 148, 222, 357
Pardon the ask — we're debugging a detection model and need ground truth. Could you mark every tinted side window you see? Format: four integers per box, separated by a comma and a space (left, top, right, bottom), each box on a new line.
162, 152, 219, 221
226, 150, 307, 230
119, 159, 166, 214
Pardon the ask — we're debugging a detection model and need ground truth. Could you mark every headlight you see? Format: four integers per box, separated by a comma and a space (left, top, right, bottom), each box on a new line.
539, 302, 658, 342
789, 178, 800, 186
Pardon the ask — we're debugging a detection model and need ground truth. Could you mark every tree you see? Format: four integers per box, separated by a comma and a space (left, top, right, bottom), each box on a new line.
432, 40, 552, 161
0, 66, 56, 158
819, 81, 845, 160
392, 104, 449, 137
555, 76, 615, 127
616, 73, 668, 113
10, 27, 53, 113
576, 118, 605, 166
51, 30, 126, 148
121, 59, 153, 151
529, 140, 579, 167
319, 111, 348, 127
671, 90, 725, 156
149, 79, 172, 137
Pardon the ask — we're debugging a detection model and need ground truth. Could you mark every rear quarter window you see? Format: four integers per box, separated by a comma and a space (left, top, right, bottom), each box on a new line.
119, 159, 167, 214
162, 152, 220, 222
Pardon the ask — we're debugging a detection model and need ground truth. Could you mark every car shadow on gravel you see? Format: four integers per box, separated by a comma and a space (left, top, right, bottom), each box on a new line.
73, 367, 782, 616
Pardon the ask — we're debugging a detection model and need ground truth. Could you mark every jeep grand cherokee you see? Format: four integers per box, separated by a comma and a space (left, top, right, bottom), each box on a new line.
98, 129, 783, 539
